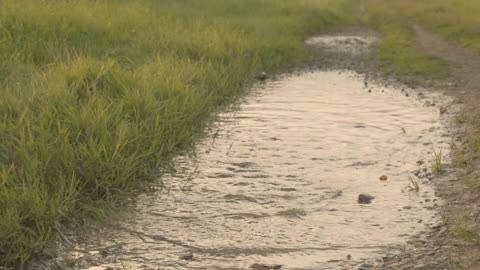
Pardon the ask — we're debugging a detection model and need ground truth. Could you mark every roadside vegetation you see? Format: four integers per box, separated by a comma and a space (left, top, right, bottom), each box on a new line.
0, 0, 356, 267
363, 0, 449, 82
367, 0, 480, 52
364, 0, 480, 81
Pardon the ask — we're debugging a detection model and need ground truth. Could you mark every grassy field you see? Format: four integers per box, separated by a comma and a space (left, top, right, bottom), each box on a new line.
369, 0, 480, 51
363, 0, 449, 82
0, 0, 356, 266
364, 0, 480, 80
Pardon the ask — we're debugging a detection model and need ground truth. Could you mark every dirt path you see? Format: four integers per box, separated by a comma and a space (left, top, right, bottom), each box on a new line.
370, 25, 480, 270
414, 25, 480, 101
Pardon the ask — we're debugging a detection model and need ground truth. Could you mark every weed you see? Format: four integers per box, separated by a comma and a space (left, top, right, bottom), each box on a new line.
441, 212, 449, 224
455, 223, 479, 245
454, 143, 473, 167
465, 175, 480, 190
455, 113, 469, 124
407, 174, 421, 192
432, 147, 444, 173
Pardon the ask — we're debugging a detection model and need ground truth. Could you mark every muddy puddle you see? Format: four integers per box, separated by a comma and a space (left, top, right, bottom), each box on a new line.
305, 35, 375, 54
50, 69, 453, 270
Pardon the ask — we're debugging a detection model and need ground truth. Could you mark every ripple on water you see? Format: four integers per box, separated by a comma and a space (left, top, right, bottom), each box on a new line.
71, 70, 449, 270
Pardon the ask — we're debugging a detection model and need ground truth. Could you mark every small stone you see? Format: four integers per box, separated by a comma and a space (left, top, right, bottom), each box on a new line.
379, 175, 388, 181
347, 254, 352, 260
256, 72, 268, 81
179, 252, 194, 261
250, 263, 282, 270
358, 263, 374, 269
405, 93, 409, 97
280, 187, 297, 192
358, 193, 375, 204
100, 249, 108, 258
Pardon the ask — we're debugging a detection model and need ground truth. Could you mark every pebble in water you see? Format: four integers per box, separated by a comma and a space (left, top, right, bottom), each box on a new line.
358, 193, 375, 204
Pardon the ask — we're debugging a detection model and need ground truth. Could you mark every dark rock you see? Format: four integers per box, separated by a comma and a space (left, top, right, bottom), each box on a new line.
276, 208, 306, 218
280, 187, 297, 192
358, 262, 374, 269
256, 72, 268, 81
100, 249, 108, 258
250, 263, 282, 270
179, 252, 194, 261
358, 193, 375, 204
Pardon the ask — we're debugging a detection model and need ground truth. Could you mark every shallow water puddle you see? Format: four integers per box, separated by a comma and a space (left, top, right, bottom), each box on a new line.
71, 71, 449, 270
305, 35, 375, 54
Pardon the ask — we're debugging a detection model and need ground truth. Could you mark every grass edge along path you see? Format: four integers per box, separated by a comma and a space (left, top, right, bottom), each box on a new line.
363, 0, 449, 83
0, 0, 356, 267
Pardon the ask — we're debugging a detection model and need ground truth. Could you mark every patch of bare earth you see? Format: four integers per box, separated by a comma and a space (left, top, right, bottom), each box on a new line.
373, 25, 480, 270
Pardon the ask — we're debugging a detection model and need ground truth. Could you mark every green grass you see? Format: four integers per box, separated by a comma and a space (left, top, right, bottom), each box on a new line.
432, 147, 444, 174
455, 223, 480, 245
407, 174, 420, 192
363, 0, 449, 82
0, 0, 356, 267
368, 0, 480, 52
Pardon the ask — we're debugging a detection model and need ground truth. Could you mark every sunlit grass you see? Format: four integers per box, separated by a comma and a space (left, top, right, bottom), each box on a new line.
455, 223, 480, 245
0, 0, 356, 266
407, 174, 420, 192
363, 0, 449, 81
432, 147, 444, 174
368, 0, 480, 51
